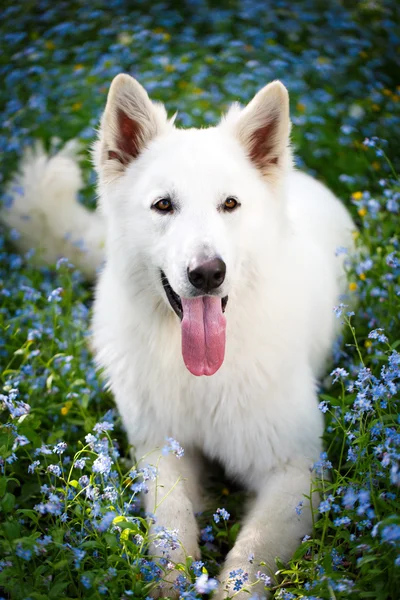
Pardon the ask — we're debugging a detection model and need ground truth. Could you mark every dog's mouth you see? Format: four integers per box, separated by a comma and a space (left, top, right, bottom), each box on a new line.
161, 270, 183, 320
160, 270, 228, 377
161, 271, 228, 320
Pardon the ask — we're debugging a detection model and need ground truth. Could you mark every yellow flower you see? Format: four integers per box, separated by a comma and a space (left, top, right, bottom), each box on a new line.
163, 33, 171, 42
61, 401, 72, 416
365, 339, 372, 349
222, 487, 230, 496
45, 41, 55, 50
372, 161, 380, 171
296, 102, 306, 113
359, 51, 368, 59
113, 515, 126, 525
383, 89, 391, 96
349, 282, 358, 292
352, 230, 360, 240
164, 64, 175, 73
72, 102, 82, 112
74, 64, 84, 71
358, 207, 367, 217
352, 191, 363, 200
372, 103, 380, 111
359, 273, 366, 281
120, 528, 132, 541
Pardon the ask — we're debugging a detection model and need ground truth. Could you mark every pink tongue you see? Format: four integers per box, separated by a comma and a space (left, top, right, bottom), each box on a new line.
181, 296, 226, 376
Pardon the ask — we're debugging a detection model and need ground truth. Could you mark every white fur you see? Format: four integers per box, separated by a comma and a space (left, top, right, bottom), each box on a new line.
2, 74, 355, 598
92, 75, 354, 597
1, 141, 105, 279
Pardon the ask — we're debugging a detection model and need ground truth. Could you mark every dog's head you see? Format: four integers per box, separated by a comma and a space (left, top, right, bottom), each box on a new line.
94, 74, 292, 376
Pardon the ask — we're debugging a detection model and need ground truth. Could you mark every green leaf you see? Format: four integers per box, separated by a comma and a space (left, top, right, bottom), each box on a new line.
49, 581, 69, 598
105, 533, 119, 550
16, 509, 40, 524
228, 522, 241, 544
50, 527, 65, 544
0, 477, 7, 497
52, 559, 69, 570
2, 520, 21, 540
1, 493, 15, 513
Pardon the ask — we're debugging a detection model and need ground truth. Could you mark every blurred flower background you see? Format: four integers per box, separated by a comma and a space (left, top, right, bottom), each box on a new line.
0, 1, 399, 598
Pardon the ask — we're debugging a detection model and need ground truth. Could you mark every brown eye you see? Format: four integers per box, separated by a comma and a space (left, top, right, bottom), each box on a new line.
153, 197, 173, 213
224, 197, 239, 211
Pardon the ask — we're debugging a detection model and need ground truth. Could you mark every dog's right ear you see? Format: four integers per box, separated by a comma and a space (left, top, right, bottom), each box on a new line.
95, 74, 168, 182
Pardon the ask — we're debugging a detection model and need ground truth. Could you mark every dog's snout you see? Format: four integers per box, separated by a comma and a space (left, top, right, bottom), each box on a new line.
188, 257, 226, 293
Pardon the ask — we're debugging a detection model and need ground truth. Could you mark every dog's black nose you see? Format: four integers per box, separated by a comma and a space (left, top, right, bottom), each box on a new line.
188, 258, 226, 292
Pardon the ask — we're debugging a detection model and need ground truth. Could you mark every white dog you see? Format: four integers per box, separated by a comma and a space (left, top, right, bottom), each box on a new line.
2, 74, 355, 598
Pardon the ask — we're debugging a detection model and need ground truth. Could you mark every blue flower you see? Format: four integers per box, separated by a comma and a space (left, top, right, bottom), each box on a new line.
368, 328, 388, 344
47, 287, 63, 302
330, 367, 349, 383
6, 453, 17, 464
93, 421, 114, 434
15, 545, 32, 561
53, 441, 67, 454
47, 464, 62, 477
191, 560, 204, 576
213, 507, 230, 523
200, 525, 214, 543
319, 499, 332, 514
333, 303, 347, 318
92, 453, 112, 475
381, 524, 400, 543
256, 571, 272, 586
96, 511, 116, 532
195, 573, 218, 594
81, 575, 91, 589
318, 400, 329, 413
28, 460, 40, 474
162, 437, 184, 458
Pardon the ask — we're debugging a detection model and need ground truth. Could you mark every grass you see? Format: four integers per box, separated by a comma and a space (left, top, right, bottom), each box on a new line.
0, 1, 399, 599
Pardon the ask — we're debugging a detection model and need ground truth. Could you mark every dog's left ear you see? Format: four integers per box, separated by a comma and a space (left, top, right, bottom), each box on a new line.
224, 81, 291, 176
95, 74, 169, 182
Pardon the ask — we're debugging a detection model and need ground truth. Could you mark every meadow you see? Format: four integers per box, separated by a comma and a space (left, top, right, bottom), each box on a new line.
0, 1, 399, 598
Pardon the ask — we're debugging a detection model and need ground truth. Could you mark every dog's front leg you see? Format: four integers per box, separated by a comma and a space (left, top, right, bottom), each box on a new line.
215, 460, 316, 599
135, 445, 202, 598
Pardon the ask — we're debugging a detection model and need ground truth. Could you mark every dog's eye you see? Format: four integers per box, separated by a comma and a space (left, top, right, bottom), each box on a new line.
223, 197, 239, 211
153, 197, 173, 213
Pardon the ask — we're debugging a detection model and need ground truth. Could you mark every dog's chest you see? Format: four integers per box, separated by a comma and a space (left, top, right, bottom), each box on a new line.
129, 358, 318, 485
